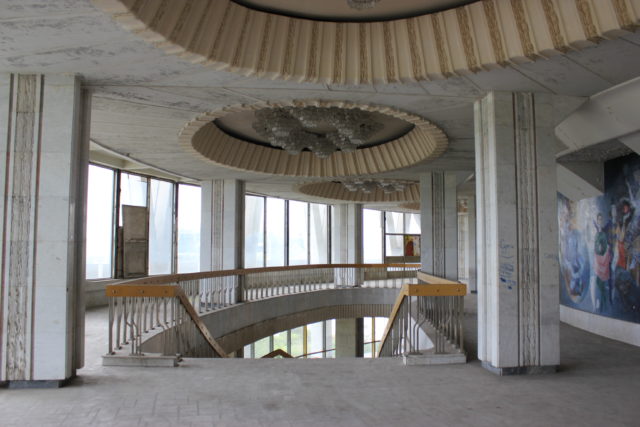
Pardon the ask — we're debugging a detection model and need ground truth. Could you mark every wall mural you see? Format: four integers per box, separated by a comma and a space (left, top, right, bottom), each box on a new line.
559, 154, 640, 323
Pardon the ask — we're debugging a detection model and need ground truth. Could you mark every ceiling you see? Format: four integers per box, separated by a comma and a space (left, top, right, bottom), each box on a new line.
2, 0, 640, 204
234, 0, 474, 21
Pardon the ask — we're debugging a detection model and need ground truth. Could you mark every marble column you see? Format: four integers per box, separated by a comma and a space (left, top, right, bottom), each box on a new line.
420, 172, 458, 280
0, 74, 89, 385
331, 204, 363, 286
200, 179, 244, 303
335, 319, 357, 358
475, 92, 559, 374
467, 196, 477, 292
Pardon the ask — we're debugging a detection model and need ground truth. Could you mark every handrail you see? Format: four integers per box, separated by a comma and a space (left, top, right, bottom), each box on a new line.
377, 274, 467, 358
105, 263, 420, 362
117, 263, 421, 286
106, 283, 228, 358
262, 349, 294, 358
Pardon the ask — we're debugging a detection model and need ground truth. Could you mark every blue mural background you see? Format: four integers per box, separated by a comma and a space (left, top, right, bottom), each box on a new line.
559, 154, 640, 323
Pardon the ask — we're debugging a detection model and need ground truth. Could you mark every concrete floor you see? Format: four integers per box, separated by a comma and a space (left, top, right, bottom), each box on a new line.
1, 297, 640, 426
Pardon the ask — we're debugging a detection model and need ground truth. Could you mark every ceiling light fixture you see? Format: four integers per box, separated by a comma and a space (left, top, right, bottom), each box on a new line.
342, 179, 413, 194
252, 106, 384, 158
346, 0, 381, 10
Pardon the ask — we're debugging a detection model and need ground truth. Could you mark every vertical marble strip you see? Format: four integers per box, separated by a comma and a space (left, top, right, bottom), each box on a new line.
574, 0, 600, 40
212, 180, 224, 271
0, 75, 13, 378
482, 0, 507, 65
281, 19, 297, 76
513, 93, 539, 366
307, 21, 319, 80
232, 8, 251, 68
430, 15, 451, 77
208, 1, 231, 59
432, 172, 445, 278
6, 75, 40, 380
541, 0, 567, 51
333, 23, 344, 83
510, 0, 537, 58
256, 14, 273, 73
381, 22, 396, 82
456, 7, 480, 72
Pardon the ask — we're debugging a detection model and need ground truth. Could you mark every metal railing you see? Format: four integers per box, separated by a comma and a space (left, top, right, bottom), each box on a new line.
377, 272, 467, 358
105, 263, 419, 359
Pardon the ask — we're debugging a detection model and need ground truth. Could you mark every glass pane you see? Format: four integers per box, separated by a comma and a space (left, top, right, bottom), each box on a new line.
306, 321, 324, 357
243, 344, 252, 359
177, 184, 200, 273
364, 343, 373, 358
119, 173, 147, 226
86, 165, 114, 279
254, 337, 270, 358
288, 201, 308, 265
244, 195, 265, 268
266, 198, 285, 266
149, 179, 174, 275
406, 213, 421, 234
385, 235, 404, 256
363, 209, 383, 263
325, 350, 335, 358
273, 330, 288, 352
364, 317, 373, 343
325, 319, 335, 351
385, 211, 403, 234
309, 204, 328, 264
290, 327, 304, 357
374, 317, 387, 341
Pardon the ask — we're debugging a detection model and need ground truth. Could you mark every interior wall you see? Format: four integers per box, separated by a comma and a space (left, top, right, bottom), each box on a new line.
559, 154, 640, 346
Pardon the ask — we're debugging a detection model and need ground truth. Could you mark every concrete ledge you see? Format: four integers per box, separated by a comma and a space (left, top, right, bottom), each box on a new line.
102, 354, 179, 367
0, 378, 73, 389
403, 352, 467, 366
481, 361, 558, 376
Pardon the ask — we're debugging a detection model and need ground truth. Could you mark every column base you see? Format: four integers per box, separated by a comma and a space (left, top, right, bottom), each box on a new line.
482, 361, 558, 375
0, 377, 74, 389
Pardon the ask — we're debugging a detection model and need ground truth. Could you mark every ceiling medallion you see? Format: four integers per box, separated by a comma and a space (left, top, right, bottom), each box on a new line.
346, 0, 381, 10
252, 107, 384, 158
343, 179, 413, 194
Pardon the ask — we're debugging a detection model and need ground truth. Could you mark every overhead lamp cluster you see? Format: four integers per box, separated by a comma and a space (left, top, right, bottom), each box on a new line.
342, 179, 413, 194
252, 106, 384, 159
346, 0, 381, 10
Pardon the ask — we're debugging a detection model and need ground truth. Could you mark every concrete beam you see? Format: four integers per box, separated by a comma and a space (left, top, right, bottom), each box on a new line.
556, 76, 640, 155
557, 162, 604, 201
620, 132, 640, 155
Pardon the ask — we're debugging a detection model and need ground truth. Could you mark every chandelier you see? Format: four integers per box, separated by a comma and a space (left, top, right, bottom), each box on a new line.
252, 107, 384, 159
342, 179, 413, 194
347, 0, 381, 10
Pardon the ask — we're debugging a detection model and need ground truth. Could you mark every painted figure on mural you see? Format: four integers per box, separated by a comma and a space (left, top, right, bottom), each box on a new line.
594, 213, 611, 312
560, 154, 640, 323
559, 197, 590, 302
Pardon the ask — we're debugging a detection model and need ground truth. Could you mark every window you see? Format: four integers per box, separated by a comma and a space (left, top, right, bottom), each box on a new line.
177, 184, 200, 273
384, 211, 421, 258
265, 198, 285, 266
85, 165, 201, 279
244, 195, 265, 268
309, 203, 328, 264
86, 165, 115, 279
288, 200, 308, 266
244, 195, 330, 268
363, 209, 383, 263
149, 179, 174, 275
244, 319, 336, 358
